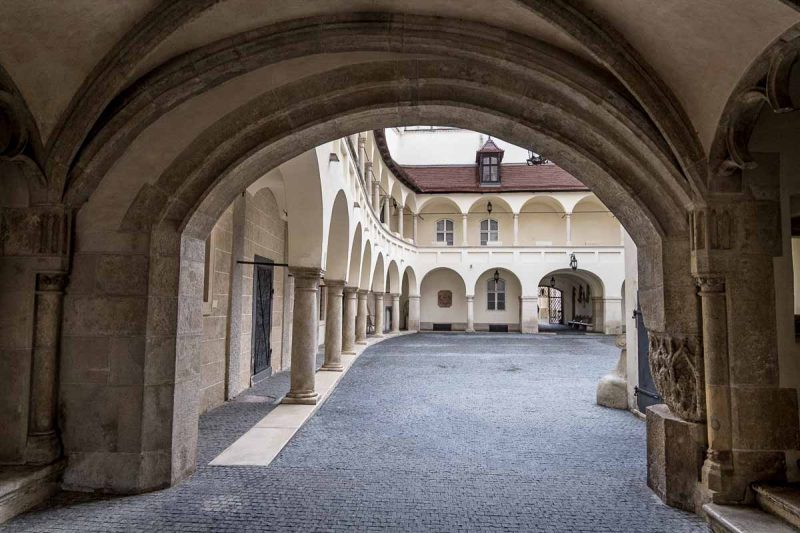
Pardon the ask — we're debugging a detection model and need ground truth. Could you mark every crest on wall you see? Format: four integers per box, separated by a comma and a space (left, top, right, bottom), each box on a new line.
438, 290, 452, 308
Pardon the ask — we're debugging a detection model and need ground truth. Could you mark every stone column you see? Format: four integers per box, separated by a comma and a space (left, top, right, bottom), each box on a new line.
373, 292, 385, 336
591, 296, 604, 332
462, 214, 469, 246
372, 181, 380, 213
321, 279, 345, 372
390, 293, 400, 333
358, 133, 367, 175
412, 214, 418, 243
513, 213, 520, 246
356, 289, 369, 344
283, 267, 322, 405
25, 272, 67, 464
520, 296, 539, 333
383, 198, 391, 228
697, 276, 735, 502
342, 286, 358, 354
602, 297, 623, 335
565, 213, 572, 245
408, 295, 420, 331
397, 207, 404, 237
466, 295, 475, 332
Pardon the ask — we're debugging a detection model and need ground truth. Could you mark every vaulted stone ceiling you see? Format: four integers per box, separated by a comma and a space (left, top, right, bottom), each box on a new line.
0, 1, 796, 152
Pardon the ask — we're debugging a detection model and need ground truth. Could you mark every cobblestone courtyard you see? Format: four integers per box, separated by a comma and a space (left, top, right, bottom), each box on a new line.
3, 333, 705, 532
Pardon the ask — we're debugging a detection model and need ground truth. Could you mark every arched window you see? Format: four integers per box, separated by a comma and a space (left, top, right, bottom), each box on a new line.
436, 219, 454, 245
487, 278, 506, 311
480, 218, 499, 245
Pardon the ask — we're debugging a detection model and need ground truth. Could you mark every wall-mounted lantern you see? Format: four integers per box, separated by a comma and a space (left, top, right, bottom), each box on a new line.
569, 253, 578, 271
549, 276, 556, 288
487, 201, 493, 215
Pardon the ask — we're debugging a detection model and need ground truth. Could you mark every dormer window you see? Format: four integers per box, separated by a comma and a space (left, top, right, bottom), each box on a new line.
476, 138, 504, 186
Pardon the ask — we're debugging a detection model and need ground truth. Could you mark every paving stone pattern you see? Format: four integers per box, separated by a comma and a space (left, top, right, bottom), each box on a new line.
3, 334, 705, 532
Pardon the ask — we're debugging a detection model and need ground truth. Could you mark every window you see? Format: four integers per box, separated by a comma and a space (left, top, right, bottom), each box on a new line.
487, 278, 506, 311
480, 219, 499, 245
436, 219, 454, 245
480, 155, 500, 183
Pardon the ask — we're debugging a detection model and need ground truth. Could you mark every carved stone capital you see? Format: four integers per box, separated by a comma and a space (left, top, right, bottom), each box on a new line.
36, 272, 69, 292
648, 331, 706, 423
696, 276, 725, 294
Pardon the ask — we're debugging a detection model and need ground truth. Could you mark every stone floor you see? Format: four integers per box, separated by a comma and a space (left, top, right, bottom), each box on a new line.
2, 333, 706, 532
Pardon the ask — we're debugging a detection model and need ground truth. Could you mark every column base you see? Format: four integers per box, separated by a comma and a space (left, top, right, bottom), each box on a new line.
466, 328, 475, 333
25, 431, 62, 466
282, 391, 320, 405
320, 363, 344, 372
646, 404, 707, 513
356, 340, 367, 345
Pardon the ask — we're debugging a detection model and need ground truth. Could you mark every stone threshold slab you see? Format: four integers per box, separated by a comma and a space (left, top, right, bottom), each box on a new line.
210, 331, 414, 467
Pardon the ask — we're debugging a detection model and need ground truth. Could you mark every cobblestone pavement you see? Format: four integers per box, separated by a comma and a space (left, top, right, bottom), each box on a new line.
3, 333, 706, 532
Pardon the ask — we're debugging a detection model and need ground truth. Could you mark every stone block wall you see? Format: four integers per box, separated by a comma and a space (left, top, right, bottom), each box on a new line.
239, 189, 287, 387
199, 207, 232, 414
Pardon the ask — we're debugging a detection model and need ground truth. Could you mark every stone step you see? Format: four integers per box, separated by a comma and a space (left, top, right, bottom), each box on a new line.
753, 483, 800, 530
703, 503, 798, 533
0, 461, 64, 524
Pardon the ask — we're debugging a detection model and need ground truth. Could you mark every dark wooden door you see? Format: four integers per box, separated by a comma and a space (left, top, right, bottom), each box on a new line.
252, 257, 273, 377
635, 293, 661, 412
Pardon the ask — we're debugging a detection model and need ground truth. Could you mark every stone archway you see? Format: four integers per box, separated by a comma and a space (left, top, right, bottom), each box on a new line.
1, 9, 722, 511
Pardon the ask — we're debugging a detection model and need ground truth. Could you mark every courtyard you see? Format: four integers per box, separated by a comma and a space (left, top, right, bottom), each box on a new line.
3, 334, 704, 532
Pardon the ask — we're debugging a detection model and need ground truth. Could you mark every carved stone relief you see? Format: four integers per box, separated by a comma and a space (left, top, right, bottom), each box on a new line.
648, 332, 706, 423
437, 290, 452, 308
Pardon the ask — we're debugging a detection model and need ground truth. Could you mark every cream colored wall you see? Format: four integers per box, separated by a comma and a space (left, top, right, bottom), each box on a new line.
467, 212, 513, 246
473, 270, 521, 329
519, 200, 566, 245
200, 206, 233, 414
572, 198, 620, 246
420, 269, 467, 328
418, 202, 461, 246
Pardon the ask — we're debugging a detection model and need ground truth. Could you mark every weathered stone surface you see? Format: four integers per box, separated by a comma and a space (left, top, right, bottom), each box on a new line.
649, 332, 705, 423
596, 334, 628, 410
647, 403, 707, 513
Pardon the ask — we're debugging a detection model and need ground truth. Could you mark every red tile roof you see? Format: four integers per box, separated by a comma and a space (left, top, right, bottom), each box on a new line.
401, 163, 588, 193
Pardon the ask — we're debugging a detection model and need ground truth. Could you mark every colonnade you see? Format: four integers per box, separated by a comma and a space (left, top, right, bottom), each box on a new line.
285, 275, 420, 405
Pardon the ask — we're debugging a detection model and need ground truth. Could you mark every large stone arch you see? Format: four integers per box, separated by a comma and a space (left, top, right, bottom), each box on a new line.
693, 24, 800, 504
44, 9, 707, 203
4, 10, 715, 504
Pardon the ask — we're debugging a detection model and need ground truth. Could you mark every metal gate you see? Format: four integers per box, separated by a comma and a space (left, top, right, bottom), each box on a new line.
252, 256, 273, 378
539, 287, 563, 324
634, 293, 661, 412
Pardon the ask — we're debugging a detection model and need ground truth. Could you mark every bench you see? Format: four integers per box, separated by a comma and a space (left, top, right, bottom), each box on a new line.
567, 320, 593, 331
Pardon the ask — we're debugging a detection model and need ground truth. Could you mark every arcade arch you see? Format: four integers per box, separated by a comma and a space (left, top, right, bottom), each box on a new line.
473, 268, 523, 332
519, 196, 568, 246
419, 268, 468, 331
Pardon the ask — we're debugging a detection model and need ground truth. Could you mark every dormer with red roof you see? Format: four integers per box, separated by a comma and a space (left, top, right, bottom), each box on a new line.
476, 138, 504, 186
